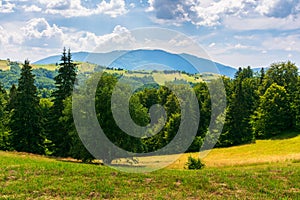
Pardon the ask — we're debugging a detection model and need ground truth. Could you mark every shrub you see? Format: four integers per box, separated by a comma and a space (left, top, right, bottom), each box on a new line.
185, 156, 205, 170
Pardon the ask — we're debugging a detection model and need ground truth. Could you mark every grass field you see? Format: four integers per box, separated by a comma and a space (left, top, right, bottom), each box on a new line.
1, 133, 300, 199
0, 60, 9, 71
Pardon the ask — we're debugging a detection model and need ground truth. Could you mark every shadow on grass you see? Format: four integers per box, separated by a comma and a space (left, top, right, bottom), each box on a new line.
56, 158, 103, 165
56, 158, 147, 169
110, 163, 146, 168
270, 131, 300, 140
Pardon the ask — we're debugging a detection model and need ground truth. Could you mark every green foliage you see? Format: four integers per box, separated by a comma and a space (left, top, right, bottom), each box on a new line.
293, 77, 300, 130
220, 67, 257, 146
185, 156, 205, 170
0, 62, 56, 90
95, 73, 145, 162
252, 83, 292, 138
61, 97, 94, 162
1, 57, 300, 161
0, 89, 10, 151
261, 61, 298, 96
48, 48, 77, 157
6, 84, 17, 112
9, 60, 44, 154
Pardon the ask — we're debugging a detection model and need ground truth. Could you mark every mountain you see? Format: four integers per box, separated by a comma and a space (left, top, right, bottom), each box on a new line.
34, 50, 237, 78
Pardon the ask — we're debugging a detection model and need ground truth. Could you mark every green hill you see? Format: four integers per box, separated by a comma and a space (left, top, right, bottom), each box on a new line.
1, 133, 300, 199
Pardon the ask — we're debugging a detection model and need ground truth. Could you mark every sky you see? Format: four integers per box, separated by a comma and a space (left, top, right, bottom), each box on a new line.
0, 0, 300, 68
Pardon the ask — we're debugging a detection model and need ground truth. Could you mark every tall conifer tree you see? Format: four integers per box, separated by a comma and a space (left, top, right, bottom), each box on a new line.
9, 60, 44, 154
48, 48, 77, 157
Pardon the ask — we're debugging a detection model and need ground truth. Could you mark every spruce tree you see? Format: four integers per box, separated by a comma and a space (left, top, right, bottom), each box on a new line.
220, 67, 257, 146
9, 60, 44, 154
6, 84, 17, 112
48, 48, 77, 157
0, 82, 9, 151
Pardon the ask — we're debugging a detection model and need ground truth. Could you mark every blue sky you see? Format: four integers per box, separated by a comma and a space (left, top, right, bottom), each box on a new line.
0, 0, 300, 68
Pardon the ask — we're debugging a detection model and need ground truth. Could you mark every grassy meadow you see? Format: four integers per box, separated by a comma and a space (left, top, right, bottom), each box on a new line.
1, 133, 300, 199
0, 60, 10, 71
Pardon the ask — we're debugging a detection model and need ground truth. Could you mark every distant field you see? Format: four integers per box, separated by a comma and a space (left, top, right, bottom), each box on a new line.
1, 132, 300, 199
0, 61, 98, 72
31, 64, 58, 71
0, 60, 9, 70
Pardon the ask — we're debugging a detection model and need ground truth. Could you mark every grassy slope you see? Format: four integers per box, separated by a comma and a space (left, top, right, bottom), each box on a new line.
1, 134, 300, 199
168, 132, 300, 169
0, 151, 299, 199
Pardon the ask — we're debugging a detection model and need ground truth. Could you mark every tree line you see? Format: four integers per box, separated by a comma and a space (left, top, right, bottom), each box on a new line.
0, 48, 299, 163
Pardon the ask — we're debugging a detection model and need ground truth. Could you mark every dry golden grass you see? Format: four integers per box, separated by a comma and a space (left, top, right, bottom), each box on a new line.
124, 133, 300, 169
0, 60, 9, 70
31, 64, 57, 70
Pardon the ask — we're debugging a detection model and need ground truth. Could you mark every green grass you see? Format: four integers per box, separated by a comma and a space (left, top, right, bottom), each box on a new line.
1, 133, 300, 199
0, 151, 300, 199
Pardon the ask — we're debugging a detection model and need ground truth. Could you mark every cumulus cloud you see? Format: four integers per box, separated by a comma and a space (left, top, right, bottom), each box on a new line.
0, 17, 136, 61
64, 25, 136, 52
22, 18, 64, 48
147, 0, 191, 25
146, 0, 258, 26
38, 0, 127, 18
0, 1, 16, 13
0, 25, 22, 46
146, 0, 300, 27
256, 0, 300, 18
22, 5, 42, 12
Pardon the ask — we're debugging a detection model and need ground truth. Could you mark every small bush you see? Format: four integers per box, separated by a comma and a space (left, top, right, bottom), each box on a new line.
186, 156, 205, 170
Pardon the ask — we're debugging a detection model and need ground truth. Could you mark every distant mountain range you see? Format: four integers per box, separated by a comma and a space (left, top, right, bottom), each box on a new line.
34, 50, 263, 78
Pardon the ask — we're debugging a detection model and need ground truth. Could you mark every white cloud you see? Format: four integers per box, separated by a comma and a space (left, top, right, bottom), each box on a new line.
256, 0, 300, 18
38, 0, 127, 18
262, 34, 300, 52
0, 18, 135, 61
0, 26, 9, 45
234, 43, 249, 49
44, 25, 135, 53
190, 0, 257, 26
209, 42, 216, 48
146, 0, 300, 28
145, 0, 258, 27
0, 25, 22, 46
39, 0, 71, 10
22, 18, 64, 48
0, 1, 15, 13
224, 15, 300, 30
129, 3, 135, 8
23, 5, 42, 12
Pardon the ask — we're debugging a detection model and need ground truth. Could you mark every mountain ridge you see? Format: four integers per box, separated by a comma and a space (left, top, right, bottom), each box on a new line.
33, 50, 261, 78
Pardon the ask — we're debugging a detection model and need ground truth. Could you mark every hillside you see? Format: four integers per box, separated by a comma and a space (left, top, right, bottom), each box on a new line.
33, 50, 239, 78
1, 133, 300, 199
